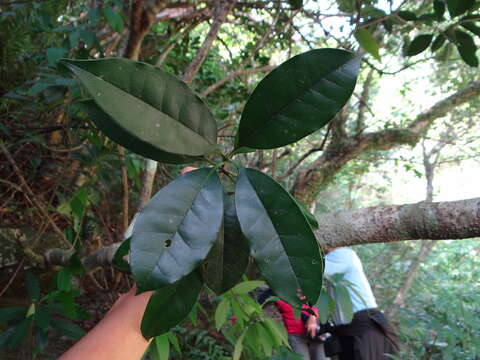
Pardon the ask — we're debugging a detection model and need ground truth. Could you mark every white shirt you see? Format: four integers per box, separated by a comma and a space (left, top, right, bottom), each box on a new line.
324, 247, 377, 313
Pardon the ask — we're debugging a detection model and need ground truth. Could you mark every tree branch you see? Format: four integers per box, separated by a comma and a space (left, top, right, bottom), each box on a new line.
44, 197, 480, 269
182, 0, 235, 84
315, 197, 480, 248
292, 81, 480, 205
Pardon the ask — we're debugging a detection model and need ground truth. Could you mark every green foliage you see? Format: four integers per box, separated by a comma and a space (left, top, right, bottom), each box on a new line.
0, 268, 88, 354
60, 47, 358, 338
141, 271, 203, 338
235, 168, 323, 306
355, 29, 381, 60
61, 59, 217, 162
131, 167, 223, 291
235, 49, 361, 151
202, 194, 250, 294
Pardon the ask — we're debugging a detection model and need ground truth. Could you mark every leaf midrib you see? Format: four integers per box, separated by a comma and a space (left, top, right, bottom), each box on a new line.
68, 63, 214, 149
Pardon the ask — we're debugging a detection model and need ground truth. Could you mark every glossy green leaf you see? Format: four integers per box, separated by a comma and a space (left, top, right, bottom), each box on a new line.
26, 272, 40, 301
447, 0, 475, 17
288, 0, 303, 9
233, 329, 247, 360
431, 33, 447, 51
57, 268, 73, 292
333, 284, 353, 322
46, 47, 68, 67
354, 29, 381, 60
296, 200, 319, 230
131, 168, 223, 291
150, 335, 170, 360
0, 307, 27, 324
231, 280, 266, 295
61, 58, 217, 161
202, 193, 250, 294
455, 29, 479, 66
76, 100, 198, 164
9, 316, 33, 348
235, 168, 324, 306
141, 270, 202, 338
461, 21, 480, 36
405, 34, 434, 56
315, 290, 333, 323
433, 0, 446, 20
397, 10, 417, 21
235, 49, 361, 150
51, 319, 86, 339
112, 238, 131, 273
35, 306, 51, 331
215, 297, 230, 330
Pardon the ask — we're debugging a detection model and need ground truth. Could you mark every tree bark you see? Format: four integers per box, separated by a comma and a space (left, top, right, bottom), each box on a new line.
182, 0, 235, 84
45, 197, 480, 268
315, 197, 480, 248
292, 81, 480, 206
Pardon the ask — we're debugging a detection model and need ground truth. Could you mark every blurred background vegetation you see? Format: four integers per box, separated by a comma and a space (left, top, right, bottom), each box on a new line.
1, 0, 479, 359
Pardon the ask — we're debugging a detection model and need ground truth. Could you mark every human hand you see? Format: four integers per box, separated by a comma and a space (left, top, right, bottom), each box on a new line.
305, 315, 317, 338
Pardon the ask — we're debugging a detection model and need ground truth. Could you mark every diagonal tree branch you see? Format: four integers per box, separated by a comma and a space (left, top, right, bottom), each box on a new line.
292, 81, 480, 205
44, 197, 480, 269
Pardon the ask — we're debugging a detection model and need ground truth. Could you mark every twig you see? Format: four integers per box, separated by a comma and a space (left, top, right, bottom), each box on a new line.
0, 141, 70, 247
0, 258, 25, 298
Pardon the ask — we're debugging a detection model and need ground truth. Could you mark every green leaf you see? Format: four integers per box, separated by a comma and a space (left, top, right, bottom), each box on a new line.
103, 8, 124, 33
51, 320, 86, 339
315, 290, 335, 323
76, 100, 198, 164
231, 280, 265, 295
235, 49, 361, 150
35, 306, 51, 331
397, 10, 417, 21
354, 29, 381, 60
295, 200, 319, 229
447, 0, 475, 17
112, 238, 131, 273
434, 0, 446, 20
150, 335, 170, 360
167, 332, 181, 354
461, 21, 480, 36
26, 272, 40, 301
9, 316, 33, 348
141, 270, 202, 338
262, 318, 289, 347
61, 58, 217, 161
215, 297, 230, 330
235, 168, 324, 306
202, 193, 250, 294
46, 48, 68, 67
0, 307, 27, 324
333, 284, 353, 322
233, 329, 247, 360
405, 34, 434, 56
131, 168, 223, 291
431, 33, 447, 51
454, 30, 479, 66
57, 268, 73, 292
288, 0, 303, 9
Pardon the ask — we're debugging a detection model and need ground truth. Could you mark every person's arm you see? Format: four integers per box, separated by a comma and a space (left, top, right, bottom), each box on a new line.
60, 286, 152, 360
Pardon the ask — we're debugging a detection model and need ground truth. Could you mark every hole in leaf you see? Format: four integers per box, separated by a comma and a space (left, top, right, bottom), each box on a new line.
164, 239, 172, 248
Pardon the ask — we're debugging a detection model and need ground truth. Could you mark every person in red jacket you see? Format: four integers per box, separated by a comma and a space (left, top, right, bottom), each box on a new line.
259, 289, 328, 360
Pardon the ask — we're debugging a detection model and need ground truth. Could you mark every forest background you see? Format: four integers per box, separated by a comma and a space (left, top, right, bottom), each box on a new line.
1, 0, 479, 359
